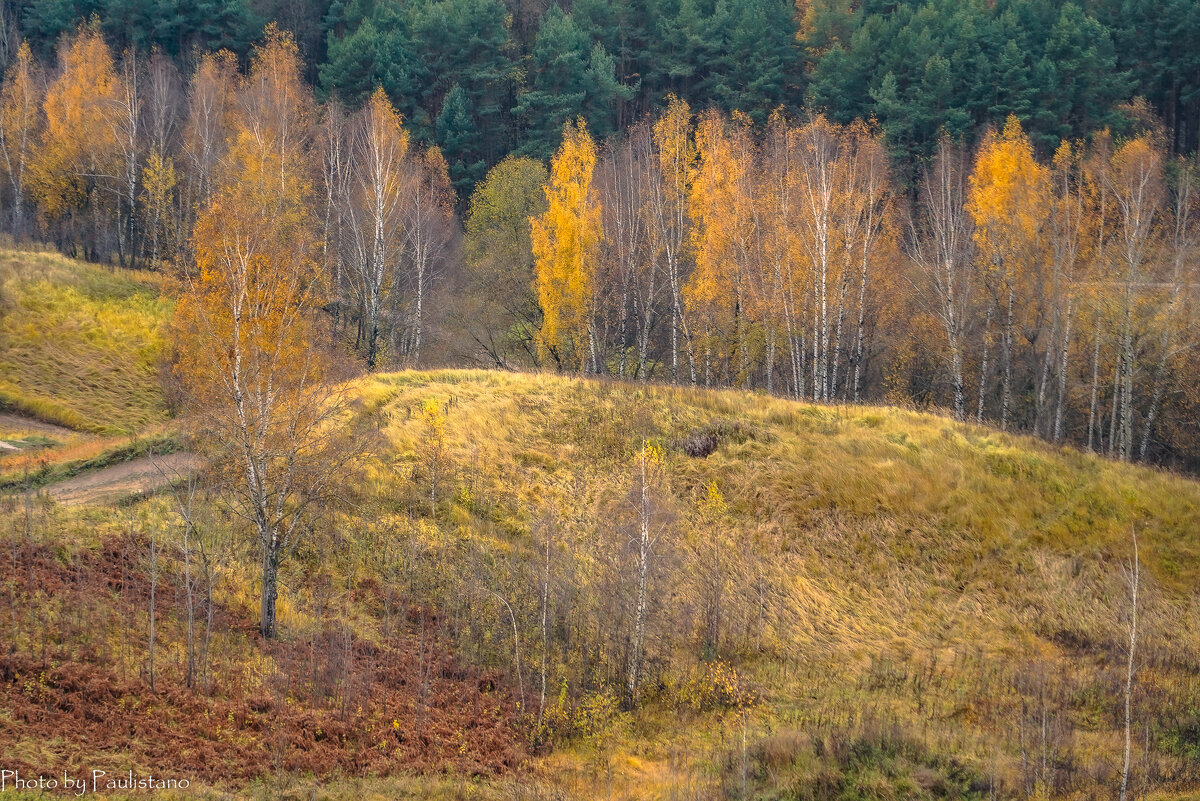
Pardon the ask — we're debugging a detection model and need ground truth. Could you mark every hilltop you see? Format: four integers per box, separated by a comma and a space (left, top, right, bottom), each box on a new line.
351, 370, 1200, 798
0, 249, 1199, 799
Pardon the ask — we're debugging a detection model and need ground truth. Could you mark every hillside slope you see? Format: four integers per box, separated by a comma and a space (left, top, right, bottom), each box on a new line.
361, 370, 1200, 799
0, 250, 182, 498
0, 249, 170, 434
1, 251, 1199, 798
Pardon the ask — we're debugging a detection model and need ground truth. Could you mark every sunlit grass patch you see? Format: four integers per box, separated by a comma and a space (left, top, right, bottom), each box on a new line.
0, 249, 171, 435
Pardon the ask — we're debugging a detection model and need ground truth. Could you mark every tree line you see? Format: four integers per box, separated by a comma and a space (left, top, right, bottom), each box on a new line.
486, 104, 1198, 469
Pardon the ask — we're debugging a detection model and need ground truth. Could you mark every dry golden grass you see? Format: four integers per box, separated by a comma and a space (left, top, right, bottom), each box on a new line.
6, 326, 1200, 800
355, 369, 1200, 799
0, 248, 171, 435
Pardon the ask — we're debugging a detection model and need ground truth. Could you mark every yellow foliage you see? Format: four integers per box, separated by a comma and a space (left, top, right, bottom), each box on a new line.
966, 115, 1050, 277
686, 110, 755, 334
223, 24, 312, 214
531, 118, 601, 367
32, 25, 118, 218
652, 94, 695, 211
420, 398, 447, 445
0, 42, 41, 209
173, 24, 329, 520
141, 152, 178, 265
701, 480, 727, 516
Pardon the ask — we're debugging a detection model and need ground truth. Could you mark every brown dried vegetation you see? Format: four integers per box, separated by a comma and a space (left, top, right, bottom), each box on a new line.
0, 539, 523, 785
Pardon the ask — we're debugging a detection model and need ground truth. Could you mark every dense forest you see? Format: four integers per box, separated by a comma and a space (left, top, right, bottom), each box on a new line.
0, 0, 1196, 471
1, 0, 1198, 176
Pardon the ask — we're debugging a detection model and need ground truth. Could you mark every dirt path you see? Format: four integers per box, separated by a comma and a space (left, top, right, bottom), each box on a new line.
47, 452, 202, 505
0, 412, 86, 453
0, 412, 81, 438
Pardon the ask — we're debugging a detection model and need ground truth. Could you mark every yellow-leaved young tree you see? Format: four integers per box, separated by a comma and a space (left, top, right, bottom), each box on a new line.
531, 118, 601, 371
686, 110, 757, 386
173, 26, 352, 639
32, 24, 119, 256
966, 115, 1050, 429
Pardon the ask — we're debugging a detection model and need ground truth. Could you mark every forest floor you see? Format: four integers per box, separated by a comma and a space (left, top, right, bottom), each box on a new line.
0, 540, 523, 788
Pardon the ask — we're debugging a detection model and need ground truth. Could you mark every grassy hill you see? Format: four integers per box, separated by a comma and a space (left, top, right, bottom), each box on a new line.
0, 249, 177, 493
0, 248, 170, 435
358, 371, 1200, 800
1, 249, 1199, 800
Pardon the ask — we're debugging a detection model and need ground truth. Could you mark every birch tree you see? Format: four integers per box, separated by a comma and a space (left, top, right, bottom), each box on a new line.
141, 52, 180, 267
1139, 158, 1197, 460
344, 87, 409, 369
174, 27, 349, 639
0, 42, 40, 237
1103, 136, 1163, 461
109, 50, 143, 267
595, 123, 654, 378
182, 50, 237, 218
531, 118, 602, 371
33, 25, 120, 259
687, 110, 757, 386
648, 95, 697, 383
909, 137, 974, 420
1045, 141, 1088, 442
398, 146, 455, 365
966, 116, 1050, 430
1118, 526, 1140, 801
624, 440, 672, 706
838, 121, 893, 402
792, 115, 840, 400
758, 113, 799, 395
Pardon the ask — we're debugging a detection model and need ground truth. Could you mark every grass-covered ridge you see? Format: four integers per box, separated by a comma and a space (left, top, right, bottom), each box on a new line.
371, 369, 1200, 587
3, 357, 1200, 798
0, 248, 171, 435
355, 370, 1200, 799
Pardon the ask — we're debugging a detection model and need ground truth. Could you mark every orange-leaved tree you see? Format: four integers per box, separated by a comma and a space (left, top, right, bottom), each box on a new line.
531, 118, 601, 371
34, 24, 146, 265
174, 26, 352, 639
686, 109, 757, 386
182, 50, 238, 216
32, 24, 119, 253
